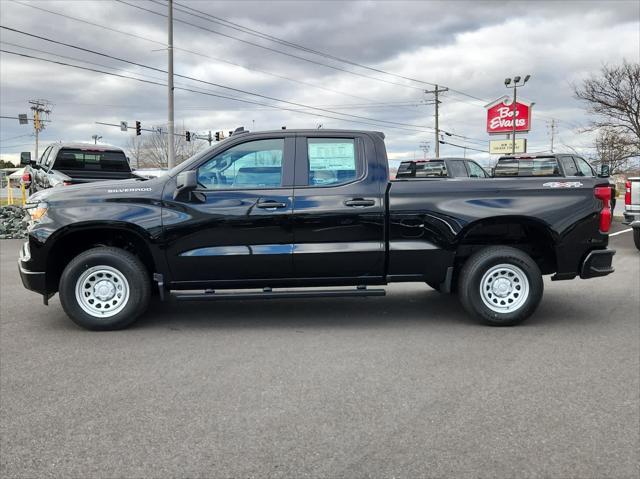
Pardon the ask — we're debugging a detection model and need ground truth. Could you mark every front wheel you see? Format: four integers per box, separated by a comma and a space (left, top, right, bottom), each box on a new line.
59, 247, 151, 330
458, 246, 543, 326
634, 228, 640, 251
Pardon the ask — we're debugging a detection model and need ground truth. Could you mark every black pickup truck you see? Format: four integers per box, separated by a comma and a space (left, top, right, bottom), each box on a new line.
21, 142, 139, 194
19, 129, 615, 330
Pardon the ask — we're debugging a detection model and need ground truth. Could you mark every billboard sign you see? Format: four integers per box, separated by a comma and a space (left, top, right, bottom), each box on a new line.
489, 139, 527, 154
486, 96, 533, 134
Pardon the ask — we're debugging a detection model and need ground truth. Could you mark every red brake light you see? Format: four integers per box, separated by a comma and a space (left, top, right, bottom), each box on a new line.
63, 181, 73, 186
21, 172, 31, 183
594, 186, 612, 233
625, 180, 631, 206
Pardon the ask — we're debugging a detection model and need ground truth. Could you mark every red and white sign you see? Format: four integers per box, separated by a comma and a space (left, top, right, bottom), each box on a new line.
485, 96, 533, 134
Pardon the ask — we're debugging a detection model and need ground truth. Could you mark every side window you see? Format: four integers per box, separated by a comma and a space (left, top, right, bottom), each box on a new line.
197, 138, 284, 189
559, 156, 578, 176
574, 157, 595, 177
447, 160, 468, 178
307, 138, 357, 186
466, 161, 487, 178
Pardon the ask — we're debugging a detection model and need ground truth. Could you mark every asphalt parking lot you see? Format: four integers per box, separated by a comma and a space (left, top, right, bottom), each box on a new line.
1, 222, 638, 478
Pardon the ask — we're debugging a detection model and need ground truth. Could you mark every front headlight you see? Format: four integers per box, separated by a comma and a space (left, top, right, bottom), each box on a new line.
25, 202, 48, 222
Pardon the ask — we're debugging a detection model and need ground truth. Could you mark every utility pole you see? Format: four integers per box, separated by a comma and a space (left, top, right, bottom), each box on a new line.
547, 119, 557, 153
91, 134, 102, 144
29, 99, 52, 161
167, 0, 175, 169
425, 85, 448, 158
207, 130, 212, 146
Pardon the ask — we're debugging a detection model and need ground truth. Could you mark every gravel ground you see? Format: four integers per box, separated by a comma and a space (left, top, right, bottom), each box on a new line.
0, 223, 638, 478
0, 206, 27, 239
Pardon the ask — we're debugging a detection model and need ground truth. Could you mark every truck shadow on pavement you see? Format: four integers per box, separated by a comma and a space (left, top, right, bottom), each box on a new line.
123, 286, 611, 331
135, 289, 473, 330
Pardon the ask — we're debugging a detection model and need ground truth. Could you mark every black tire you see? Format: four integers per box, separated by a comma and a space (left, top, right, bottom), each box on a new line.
458, 246, 543, 326
634, 228, 640, 251
59, 247, 150, 330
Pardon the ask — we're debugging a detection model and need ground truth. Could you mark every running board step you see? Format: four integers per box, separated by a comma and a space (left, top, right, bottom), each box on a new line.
171, 287, 386, 302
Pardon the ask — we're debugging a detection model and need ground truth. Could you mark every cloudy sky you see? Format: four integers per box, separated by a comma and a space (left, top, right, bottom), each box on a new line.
0, 0, 638, 167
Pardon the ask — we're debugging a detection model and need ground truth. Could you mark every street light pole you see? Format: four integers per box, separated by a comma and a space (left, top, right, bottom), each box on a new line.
504, 74, 531, 154
167, 0, 175, 169
511, 82, 517, 154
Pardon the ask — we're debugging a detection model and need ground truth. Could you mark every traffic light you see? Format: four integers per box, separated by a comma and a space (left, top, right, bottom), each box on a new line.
215, 131, 221, 142
135, 121, 141, 136
185, 131, 191, 142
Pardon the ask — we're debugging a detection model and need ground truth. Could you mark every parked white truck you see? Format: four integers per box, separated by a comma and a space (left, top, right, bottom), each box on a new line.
623, 177, 640, 250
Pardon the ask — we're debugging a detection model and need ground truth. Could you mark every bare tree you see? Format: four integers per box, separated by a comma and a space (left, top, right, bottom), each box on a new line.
125, 129, 207, 169
574, 61, 640, 147
593, 128, 638, 175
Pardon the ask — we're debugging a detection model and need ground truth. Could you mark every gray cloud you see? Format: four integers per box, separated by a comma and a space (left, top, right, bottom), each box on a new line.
1, 0, 638, 165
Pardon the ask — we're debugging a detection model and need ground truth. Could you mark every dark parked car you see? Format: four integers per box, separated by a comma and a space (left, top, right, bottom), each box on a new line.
19, 129, 614, 330
396, 157, 489, 179
21, 143, 139, 194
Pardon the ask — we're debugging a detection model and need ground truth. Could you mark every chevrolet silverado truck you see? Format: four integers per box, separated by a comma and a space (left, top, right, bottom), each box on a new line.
19, 129, 615, 330
20, 142, 139, 194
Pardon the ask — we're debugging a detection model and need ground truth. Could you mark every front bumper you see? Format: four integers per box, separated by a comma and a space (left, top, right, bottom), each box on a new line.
580, 248, 615, 279
18, 241, 47, 295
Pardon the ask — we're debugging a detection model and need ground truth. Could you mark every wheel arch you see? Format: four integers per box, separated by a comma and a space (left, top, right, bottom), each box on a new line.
45, 222, 158, 292
454, 216, 559, 275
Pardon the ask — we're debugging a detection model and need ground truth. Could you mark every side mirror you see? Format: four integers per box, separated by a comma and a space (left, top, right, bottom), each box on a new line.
598, 164, 610, 178
20, 152, 31, 166
174, 170, 198, 200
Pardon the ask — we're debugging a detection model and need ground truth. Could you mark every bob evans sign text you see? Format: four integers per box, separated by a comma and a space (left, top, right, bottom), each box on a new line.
486, 96, 533, 134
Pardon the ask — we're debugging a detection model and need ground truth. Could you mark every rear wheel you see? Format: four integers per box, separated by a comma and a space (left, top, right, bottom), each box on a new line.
59, 247, 150, 330
458, 246, 543, 326
634, 228, 640, 251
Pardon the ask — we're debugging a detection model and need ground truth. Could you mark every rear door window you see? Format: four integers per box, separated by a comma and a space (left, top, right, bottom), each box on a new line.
559, 156, 579, 176
306, 138, 358, 186
447, 160, 468, 178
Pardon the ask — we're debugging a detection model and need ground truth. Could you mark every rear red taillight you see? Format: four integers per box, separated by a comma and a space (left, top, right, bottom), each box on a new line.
63, 181, 73, 186
625, 180, 631, 206
21, 172, 31, 183
594, 186, 612, 233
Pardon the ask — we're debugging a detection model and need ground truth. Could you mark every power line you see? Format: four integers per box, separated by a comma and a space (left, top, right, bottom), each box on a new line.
114, 0, 427, 91
0, 28, 441, 132
439, 139, 487, 154
0, 48, 441, 134
162, 0, 488, 103
8, 0, 396, 105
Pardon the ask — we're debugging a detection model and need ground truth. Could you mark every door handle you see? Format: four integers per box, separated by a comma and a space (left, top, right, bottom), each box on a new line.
344, 198, 375, 207
256, 200, 287, 209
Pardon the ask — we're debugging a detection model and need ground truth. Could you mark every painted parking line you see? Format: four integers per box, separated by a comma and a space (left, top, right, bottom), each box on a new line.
610, 228, 633, 237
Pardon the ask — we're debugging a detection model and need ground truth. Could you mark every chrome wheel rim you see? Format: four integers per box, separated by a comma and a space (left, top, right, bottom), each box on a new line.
480, 263, 529, 313
75, 265, 130, 318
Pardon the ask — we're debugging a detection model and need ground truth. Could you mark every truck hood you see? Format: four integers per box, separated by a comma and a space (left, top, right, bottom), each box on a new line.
28, 177, 165, 204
